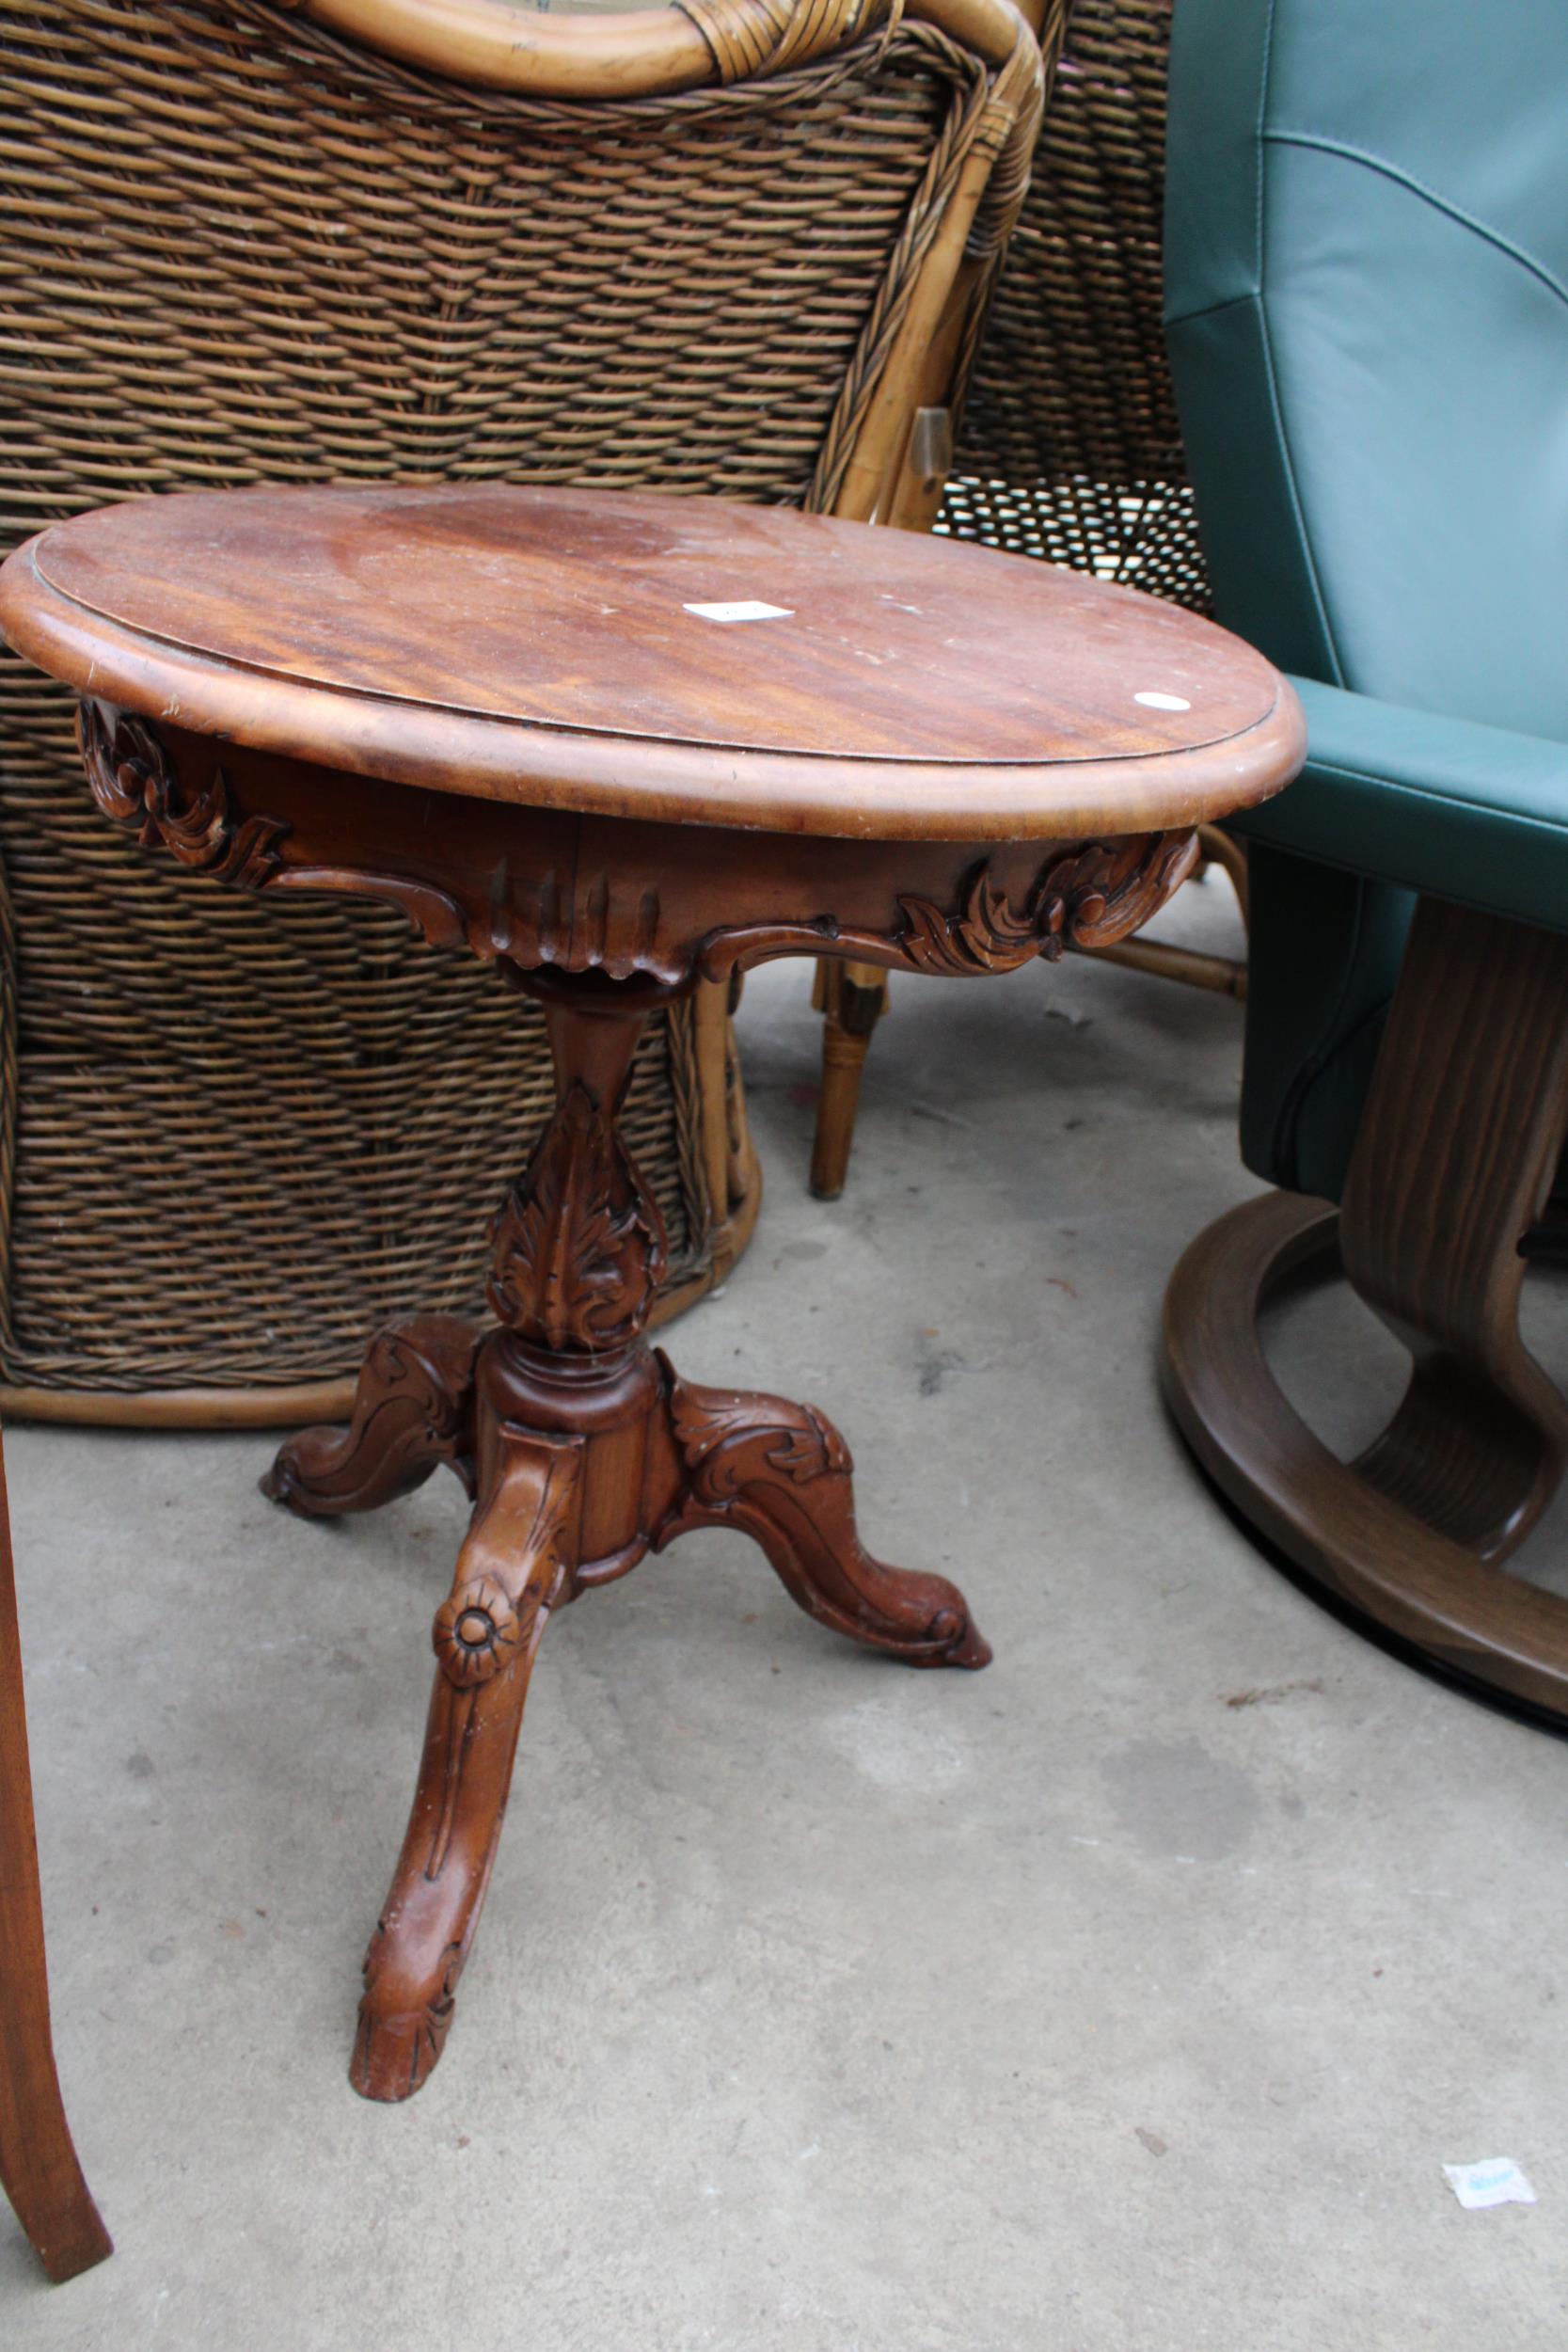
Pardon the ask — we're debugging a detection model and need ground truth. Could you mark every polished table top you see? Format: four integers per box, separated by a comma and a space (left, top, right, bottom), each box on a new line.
0, 485, 1302, 843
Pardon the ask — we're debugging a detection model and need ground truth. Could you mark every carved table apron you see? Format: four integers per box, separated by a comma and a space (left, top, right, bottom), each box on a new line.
0, 485, 1303, 2101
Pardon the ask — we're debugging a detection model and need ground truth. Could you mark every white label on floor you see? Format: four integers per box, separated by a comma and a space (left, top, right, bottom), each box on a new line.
683, 600, 794, 624
1443, 2158, 1537, 2210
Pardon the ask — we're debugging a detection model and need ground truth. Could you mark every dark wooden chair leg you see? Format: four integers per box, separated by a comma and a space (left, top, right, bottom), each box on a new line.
351, 1420, 582, 2102
809, 958, 889, 1199
1163, 896, 1568, 1720
0, 1432, 112, 2281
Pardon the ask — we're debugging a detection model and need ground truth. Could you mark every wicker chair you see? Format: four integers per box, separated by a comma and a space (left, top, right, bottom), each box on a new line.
809, 0, 1245, 1197
0, 0, 1053, 1422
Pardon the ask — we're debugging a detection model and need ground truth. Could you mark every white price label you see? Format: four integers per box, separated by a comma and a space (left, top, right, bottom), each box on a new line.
683, 600, 795, 625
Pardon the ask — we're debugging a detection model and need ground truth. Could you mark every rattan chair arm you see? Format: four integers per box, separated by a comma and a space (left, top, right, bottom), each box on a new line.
830, 5, 1057, 521
296, 0, 1036, 93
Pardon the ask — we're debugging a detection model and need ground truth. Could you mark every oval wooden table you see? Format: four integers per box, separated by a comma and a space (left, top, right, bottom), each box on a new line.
0, 486, 1303, 2105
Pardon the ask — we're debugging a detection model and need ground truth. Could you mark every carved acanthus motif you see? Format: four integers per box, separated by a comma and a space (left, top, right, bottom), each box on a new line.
1052, 829, 1203, 948
488, 1084, 669, 1354
897, 863, 1060, 976
894, 829, 1201, 978
695, 828, 1200, 983
79, 701, 287, 887
79, 701, 471, 951
662, 1359, 853, 1502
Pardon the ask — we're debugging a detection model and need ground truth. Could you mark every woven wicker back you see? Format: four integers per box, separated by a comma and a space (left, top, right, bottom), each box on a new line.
941, 0, 1207, 611
0, 0, 1040, 1396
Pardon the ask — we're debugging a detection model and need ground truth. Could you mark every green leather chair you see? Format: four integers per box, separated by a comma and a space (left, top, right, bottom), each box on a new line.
1157, 0, 1568, 1720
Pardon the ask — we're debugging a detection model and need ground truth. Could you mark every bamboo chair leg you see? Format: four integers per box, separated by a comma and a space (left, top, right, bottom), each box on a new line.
1196, 821, 1250, 921
810, 960, 890, 1200
0, 1430, 112, 2281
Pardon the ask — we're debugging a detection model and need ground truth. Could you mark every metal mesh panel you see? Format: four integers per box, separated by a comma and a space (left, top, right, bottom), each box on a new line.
941, 0, 1209, 612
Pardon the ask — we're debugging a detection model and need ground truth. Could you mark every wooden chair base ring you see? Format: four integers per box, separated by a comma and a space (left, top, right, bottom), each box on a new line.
1162, 1192, 1568, 1726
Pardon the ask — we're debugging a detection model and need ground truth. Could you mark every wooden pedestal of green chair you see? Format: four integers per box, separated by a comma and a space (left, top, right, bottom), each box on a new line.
1158, 0, 1568, 1721
1167, 853, 1568, 1723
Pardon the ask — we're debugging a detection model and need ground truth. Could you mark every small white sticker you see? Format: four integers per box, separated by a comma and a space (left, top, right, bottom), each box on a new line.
1134, 690, 1193, 711
1442, 2158, 1537, 2211
683, 600, 795, 625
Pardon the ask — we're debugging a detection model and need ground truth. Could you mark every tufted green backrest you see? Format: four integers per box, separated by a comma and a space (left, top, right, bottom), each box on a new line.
1163, 0, 1568, 740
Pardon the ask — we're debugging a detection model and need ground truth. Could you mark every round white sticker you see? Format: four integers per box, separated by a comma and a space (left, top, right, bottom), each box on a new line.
1133, 691, 1192, 711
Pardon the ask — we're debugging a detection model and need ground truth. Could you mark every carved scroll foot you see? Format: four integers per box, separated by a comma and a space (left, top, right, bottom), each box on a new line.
656, 1356, 990, 1669
261, 1314, 483, 1518
351, 1426, 582, 2101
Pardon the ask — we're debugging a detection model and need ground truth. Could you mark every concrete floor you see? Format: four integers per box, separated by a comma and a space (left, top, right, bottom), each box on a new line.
6, 875, 1565, 2350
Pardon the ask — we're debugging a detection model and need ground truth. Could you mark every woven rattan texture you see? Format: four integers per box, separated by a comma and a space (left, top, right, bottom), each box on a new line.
0, 0, 989, 1391
940, 0, 1208, 612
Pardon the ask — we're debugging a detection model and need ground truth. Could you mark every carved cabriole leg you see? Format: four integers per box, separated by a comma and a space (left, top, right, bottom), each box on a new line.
352, 1420, 582, 2102
656, 1359, 990, 1668
261, 1315, 481, 1516
1163, 895, 1568, 1720
349, 980, 672, 2102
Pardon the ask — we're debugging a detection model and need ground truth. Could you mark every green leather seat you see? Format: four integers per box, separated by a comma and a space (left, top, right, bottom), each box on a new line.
1234, 692, 1568, 1201
1157, 0, 1568, 1720
1164, 0, 1568, 1202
